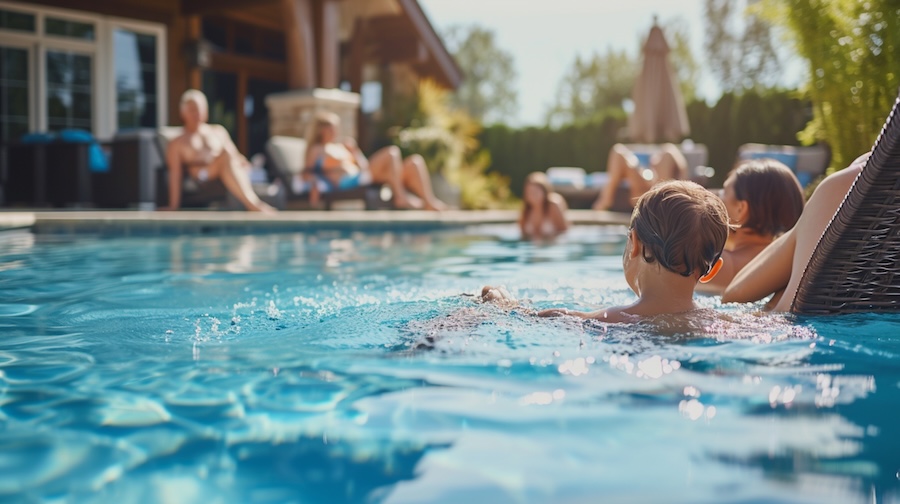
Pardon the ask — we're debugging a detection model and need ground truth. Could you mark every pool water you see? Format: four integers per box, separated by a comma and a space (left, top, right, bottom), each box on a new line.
1, 226, 899, 504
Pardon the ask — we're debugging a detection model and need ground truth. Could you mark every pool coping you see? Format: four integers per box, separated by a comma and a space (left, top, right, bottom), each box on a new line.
0, 210, 630, 235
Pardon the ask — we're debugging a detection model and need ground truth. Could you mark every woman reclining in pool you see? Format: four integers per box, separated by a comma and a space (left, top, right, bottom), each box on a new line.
697, 159, 805, 294
722, 152, 870, 310
301, 112, 447, 210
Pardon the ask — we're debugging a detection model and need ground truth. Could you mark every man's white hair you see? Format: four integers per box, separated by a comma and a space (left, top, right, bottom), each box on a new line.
180, 89, 208, 111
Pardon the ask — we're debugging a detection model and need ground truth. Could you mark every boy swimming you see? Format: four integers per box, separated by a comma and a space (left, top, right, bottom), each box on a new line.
482, 180, 731, 322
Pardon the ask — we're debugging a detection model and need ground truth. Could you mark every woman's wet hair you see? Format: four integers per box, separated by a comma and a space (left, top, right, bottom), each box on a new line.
630, 181, 730, 278
729, 159, 805, 236
522, 171, 553, 215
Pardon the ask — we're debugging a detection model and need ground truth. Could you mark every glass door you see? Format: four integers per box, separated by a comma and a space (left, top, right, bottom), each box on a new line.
0, 45, 31, 142
45, 49, 92, 132
113, 27, 158, 129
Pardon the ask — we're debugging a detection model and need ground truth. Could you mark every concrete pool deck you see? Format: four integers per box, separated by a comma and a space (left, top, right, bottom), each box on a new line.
0, 210, 630, 235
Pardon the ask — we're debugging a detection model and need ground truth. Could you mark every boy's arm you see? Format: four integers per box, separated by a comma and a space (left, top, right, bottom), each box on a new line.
538, 307, 631, 323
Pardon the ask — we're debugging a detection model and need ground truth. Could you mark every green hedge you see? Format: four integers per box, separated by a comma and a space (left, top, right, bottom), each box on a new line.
481, 90, 811, 195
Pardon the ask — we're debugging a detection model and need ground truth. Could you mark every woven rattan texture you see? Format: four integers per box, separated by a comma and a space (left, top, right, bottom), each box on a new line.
792, 93, 900, 314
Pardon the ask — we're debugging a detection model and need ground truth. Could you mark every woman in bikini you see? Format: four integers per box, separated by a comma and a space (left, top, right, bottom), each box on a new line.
518, 172, 569, 240
697, 158, 805, 294
301, 112, 447, 211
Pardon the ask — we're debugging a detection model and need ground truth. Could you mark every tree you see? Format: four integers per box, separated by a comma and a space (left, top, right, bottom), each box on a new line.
759, 0, 900, 171
704, 0, 782, 91
441, 25, 518, 125
544, 48, 637, 128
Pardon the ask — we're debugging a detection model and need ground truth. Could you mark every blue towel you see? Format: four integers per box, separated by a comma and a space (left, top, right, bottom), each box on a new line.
59, 129, 109, 173
20, 132, 56, 144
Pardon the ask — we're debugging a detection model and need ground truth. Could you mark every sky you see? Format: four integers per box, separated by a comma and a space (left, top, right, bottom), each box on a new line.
418, 0, 803, 126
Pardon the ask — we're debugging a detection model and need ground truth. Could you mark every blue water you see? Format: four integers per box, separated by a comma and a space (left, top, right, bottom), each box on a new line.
1, 226, 899, 504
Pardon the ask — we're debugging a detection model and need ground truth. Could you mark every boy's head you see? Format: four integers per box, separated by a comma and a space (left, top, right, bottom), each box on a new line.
629, 181, 730, 281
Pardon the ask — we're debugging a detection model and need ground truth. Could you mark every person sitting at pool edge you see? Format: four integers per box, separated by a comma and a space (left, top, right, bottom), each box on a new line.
162, 89, 276, 212
592, 143, 688, 211
696, 158, 805, 294
301, 111, 447, 211
483, 180, 731, 322
519, 172, 569, 240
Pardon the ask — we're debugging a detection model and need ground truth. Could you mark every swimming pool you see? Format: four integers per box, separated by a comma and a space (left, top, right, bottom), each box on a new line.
1, 226, 898, 503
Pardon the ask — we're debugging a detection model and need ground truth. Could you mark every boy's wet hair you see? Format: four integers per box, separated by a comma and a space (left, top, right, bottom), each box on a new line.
729, 159, 804, 236
630, 181, 730, 278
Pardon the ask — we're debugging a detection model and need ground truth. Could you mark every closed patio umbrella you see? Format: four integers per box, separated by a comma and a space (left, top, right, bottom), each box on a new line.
627, 22, 690, 143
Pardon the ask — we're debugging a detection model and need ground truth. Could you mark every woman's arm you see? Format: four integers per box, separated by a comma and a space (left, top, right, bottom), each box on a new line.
549, 195, 570, 235
721, 229, 795, 303
343, 138, 369, 171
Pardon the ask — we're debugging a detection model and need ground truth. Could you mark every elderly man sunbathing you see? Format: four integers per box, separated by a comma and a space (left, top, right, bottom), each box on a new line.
161, 89, 276, 212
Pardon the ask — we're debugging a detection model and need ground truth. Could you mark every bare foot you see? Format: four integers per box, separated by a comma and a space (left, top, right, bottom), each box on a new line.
592, 196, 611, 211
424, 197, 449, 211
394, 193, 424, 210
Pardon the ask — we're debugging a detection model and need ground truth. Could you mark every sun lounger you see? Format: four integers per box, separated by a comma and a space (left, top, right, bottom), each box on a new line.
792, 93, 900, 314
265, 135, 389, 210
737, 143, 830, 187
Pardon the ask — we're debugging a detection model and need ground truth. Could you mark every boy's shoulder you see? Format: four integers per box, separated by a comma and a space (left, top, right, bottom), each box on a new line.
584, 306, 640, 324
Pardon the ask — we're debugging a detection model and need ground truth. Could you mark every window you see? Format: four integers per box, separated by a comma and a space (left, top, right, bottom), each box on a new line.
45, 50, 92, 131
44, 16, 94, 40
114, 28, 157, 129
0, 7, 34, 32
0, 2, 167, 137
0, 46, 29, 141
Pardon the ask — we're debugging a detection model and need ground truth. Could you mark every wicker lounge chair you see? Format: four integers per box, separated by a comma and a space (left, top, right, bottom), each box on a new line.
265, 135, 389, 210
792, 93, 900, 314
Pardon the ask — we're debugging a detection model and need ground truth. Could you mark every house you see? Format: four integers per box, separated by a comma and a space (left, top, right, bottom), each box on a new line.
0, 0, 461, 156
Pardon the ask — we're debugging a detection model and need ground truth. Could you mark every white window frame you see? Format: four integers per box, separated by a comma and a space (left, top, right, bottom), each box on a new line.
103, 17, 168, 135
0, 1, 167, 139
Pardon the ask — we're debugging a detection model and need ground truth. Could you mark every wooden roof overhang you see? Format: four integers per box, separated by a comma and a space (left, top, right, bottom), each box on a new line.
182, 0, 461, 90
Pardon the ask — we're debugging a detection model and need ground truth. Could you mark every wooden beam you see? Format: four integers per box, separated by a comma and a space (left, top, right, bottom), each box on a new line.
282, 0, 317, 89
26, 0, 175, 23
209, 52, 287, 81
368, 39, 427, 65
187, 16, 202, 90
313, 0, 340, 89
347, 18, 366, 92
182, 0, 280, 15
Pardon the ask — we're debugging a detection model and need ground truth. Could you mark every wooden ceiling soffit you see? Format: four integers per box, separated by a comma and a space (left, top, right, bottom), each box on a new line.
181, 0, 281, 16
369, 38, 427, 64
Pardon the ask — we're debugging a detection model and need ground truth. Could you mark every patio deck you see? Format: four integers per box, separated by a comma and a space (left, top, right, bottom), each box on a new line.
0, 210, 629, 236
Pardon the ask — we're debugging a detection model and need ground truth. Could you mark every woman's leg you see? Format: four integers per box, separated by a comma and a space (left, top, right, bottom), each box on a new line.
593, 144, 651, 211
209, 152, 275, 212
367, 146, 418, 209
401, 154, 447, 211
651, 144, 689, 181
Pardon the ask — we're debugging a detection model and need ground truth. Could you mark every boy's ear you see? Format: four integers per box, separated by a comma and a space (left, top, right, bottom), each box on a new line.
698, 257, 724, 284
629, 229, 642, 258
